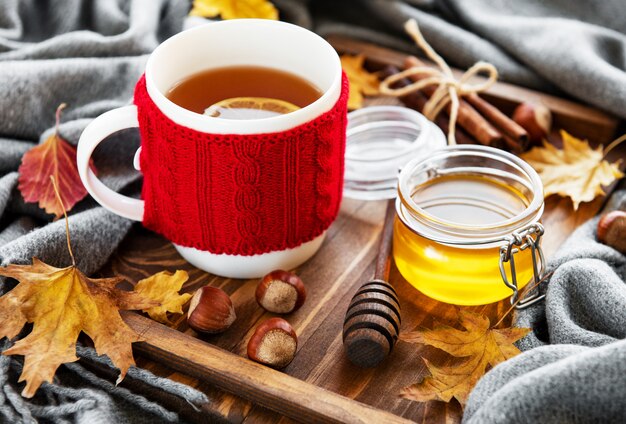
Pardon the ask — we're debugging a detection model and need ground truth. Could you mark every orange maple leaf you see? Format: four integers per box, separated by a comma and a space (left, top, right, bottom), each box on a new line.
340, 54, 380, 110
18, 104, 96, 218
0, 177, 191, 397
0, 260, 157, 397
400, 309, 530, 406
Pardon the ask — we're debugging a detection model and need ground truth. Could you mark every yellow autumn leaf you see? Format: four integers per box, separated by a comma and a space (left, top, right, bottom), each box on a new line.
520, 130, 624, 210
134, 270, 192, 325
0, 175, 192, 397
340, 54, 379, 110
190, 0, 278, 20
400, 310, 530, 406
0, 260, 158, 397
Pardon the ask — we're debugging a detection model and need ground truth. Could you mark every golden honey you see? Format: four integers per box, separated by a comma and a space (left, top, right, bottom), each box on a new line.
394, 146, 545, 306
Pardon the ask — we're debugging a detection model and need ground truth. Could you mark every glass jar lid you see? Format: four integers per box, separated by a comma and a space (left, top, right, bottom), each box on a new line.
343, 106, 446, 200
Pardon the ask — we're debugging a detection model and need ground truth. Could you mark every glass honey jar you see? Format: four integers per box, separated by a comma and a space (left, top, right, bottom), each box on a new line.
394, 145, 545, 306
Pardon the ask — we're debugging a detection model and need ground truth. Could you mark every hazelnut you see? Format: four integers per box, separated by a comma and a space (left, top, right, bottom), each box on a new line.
512, 102, 552, 144
247, 317, 297, 369
597, 211, 626, 254
256, 270, 306, 314
187, 286, 236, 334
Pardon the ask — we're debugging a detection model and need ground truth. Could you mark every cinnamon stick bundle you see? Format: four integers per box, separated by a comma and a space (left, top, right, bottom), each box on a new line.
465, 94, 529, 151
403, 56, 503, 148
403, 56, 529, 152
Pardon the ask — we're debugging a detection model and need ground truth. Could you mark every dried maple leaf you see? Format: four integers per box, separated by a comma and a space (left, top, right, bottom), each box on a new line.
0, 260, 156, 397
340, 54, 380, 110
190, 0, 278, 20
400, 309, 530, 407
0, 177, 190, 397
134, 270, 192, 325
520, 130, 623, 210
18, 104, 96, 218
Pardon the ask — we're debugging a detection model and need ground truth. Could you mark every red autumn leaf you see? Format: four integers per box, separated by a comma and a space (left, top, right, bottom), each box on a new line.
18, 104, 95, 218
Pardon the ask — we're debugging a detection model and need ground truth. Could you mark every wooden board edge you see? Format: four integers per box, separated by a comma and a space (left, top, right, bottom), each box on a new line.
123, 312, 413, 424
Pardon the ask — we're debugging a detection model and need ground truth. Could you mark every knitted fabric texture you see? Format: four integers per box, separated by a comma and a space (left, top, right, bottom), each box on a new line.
134, 74, 349, 256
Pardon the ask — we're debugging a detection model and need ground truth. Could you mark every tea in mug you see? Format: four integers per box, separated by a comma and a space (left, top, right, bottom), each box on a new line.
166, 66, 322, 119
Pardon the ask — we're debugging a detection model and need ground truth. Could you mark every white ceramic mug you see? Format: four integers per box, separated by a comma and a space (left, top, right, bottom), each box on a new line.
76, 19, 344, 278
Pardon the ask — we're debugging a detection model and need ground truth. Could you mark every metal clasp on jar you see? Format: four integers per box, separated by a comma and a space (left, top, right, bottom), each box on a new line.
499, 223, 546, 309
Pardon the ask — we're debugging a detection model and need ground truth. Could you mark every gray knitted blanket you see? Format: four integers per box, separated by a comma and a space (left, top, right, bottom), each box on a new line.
1, 0, 625, 423
283, 0, 626, 119
0, 0, 208, 423
464, 190, 626, 423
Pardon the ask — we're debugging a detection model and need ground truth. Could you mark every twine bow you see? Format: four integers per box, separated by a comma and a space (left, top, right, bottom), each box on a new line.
380, 19, 498, 145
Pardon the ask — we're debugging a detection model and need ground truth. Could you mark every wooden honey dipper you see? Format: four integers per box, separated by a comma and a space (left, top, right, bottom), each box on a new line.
343, 200, 401, 368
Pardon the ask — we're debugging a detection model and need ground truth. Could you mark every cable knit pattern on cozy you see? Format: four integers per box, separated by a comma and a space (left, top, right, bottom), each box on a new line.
133, 73, 349, 256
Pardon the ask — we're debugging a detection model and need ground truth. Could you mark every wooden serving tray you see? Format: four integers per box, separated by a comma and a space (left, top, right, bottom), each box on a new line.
98, 38, 625, 423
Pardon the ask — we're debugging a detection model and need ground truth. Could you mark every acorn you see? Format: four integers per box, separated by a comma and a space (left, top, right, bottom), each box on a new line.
256, 270, 306, 314
597, 210, 626, 254
512, 102, 552, 144
187, 286, 236, 334
247, 317, 298, 369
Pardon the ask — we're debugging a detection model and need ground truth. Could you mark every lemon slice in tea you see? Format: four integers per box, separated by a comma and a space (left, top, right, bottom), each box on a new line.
204, 97, 300, 120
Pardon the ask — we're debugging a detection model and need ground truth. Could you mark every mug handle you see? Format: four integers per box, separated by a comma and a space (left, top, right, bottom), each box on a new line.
76, 105, 144, 221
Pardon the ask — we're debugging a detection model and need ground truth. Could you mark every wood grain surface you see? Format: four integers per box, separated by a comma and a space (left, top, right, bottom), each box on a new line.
123, 313, 412, 424
99, 192, 619, 423
94, 39, 625, 423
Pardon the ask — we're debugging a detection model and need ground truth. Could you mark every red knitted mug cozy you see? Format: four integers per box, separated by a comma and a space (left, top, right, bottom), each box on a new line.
133, 73, 349, 256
